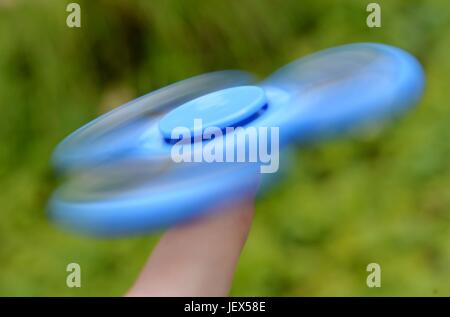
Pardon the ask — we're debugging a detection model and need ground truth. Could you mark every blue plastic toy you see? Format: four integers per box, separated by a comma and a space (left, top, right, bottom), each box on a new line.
49, 43, 425, 236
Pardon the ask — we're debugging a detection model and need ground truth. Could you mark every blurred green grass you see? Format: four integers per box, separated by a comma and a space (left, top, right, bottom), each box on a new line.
0, 0, 449, 296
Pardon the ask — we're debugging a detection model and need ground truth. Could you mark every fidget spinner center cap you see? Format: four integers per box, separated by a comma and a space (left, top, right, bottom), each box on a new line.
158, 85, 267, 140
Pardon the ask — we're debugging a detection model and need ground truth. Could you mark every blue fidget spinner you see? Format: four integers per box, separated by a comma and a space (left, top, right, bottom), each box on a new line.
49, 43, 425, 236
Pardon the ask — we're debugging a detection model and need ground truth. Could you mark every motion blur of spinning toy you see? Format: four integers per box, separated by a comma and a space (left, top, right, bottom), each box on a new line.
48, 43, 425, 236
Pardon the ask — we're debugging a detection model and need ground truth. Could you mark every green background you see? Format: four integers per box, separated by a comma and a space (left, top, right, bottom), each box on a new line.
0, 0, 449, 296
